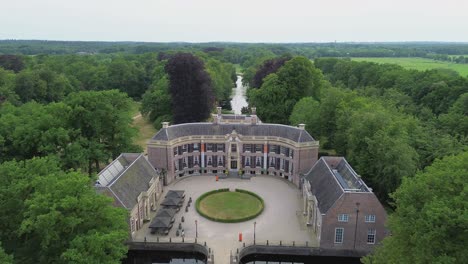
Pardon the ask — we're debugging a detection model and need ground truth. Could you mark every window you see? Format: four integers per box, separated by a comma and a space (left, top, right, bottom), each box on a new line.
245, 156, 251, 167
218, 156, 224, 166
182, 144, 187, 153
256, 157, 262, 167
244, 144, 251, 152
207, 156, 212, 166
335, 228, 344, 243
365, 215, 376, 223
194, 155, 199, 166
193, 143, 199, 151
269, 145, 277, 153
255, 144, 262, 152
207, 144, 213, 151
269, 157, 275, 167
231, 144, 237, 152
280, 146, 287, 155
173, 147, 178, 156
338, 214, 349, 222
367, 229, 376, 244
217, 144, 224, 152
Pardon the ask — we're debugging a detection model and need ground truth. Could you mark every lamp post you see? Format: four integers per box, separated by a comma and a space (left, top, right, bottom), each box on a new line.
254, 221, 257, 244
195, 220, 198, 238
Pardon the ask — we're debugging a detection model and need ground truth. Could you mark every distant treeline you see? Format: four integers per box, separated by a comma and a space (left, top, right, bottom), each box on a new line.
2, 40, 468, 64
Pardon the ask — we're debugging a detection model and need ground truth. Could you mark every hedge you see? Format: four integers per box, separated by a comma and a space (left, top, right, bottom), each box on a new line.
195, 188, 264, 223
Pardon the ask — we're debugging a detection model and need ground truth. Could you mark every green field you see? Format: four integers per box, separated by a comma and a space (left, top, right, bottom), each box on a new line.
352, 57, 468, 77
197, 191, 263, 221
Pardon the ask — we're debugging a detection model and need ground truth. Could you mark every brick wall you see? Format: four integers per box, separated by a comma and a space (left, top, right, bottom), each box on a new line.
320, 193, 387, 252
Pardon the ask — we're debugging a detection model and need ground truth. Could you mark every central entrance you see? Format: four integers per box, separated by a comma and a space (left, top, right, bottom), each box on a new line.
230, 160, 238, 169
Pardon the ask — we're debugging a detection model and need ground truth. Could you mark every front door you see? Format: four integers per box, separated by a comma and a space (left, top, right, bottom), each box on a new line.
230, 160, 238, 169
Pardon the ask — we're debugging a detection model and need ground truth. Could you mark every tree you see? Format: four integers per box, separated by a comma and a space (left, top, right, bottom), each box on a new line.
14, 66, 73, 103
106, 57, 147, 99
0, 55, 25, 73
251, 56, 290, 88
247, 74, 295, 124
0, 102, 72, 163
0, 243, 13, 264
276, 56, 323, 101
0, 157, 129, 264
289, 97, 321, 138
140, 75, 173, 128
439, 93, 468, 138
0, 68, 18, 105
165, 53, 214, 124
248, 56, 327, 124
363, 152, 468, 263
65, 90, 141, 173
339, 105, 419, 201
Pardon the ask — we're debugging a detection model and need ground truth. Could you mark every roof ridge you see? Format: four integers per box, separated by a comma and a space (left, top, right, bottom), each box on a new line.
321, 157, 345, 192
106, 186, 127, 209
108, 153, 143, 187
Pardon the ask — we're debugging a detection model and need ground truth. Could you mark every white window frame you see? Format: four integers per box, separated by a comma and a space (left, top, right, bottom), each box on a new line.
367, 229, 376, 244
365, 214, 376, 223
335, 227, 344, 243
338, 214, 349, 222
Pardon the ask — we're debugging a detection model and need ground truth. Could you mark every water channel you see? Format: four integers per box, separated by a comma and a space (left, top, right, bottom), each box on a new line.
230, 75, 248, 114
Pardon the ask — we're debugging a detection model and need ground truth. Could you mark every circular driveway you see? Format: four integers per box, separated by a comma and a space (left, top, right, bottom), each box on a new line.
162, 175, 317, 262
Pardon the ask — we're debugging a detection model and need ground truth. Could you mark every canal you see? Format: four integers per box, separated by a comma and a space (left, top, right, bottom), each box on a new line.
230, 75, 248, 114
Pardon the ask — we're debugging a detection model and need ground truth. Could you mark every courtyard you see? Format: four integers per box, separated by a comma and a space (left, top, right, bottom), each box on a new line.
134, 175, 319, 263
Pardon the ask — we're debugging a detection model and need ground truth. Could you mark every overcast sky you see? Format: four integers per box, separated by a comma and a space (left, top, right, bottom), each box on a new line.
1, 0, 467, 42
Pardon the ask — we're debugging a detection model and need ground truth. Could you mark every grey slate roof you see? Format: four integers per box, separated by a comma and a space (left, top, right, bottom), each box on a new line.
152, 123, 315, 143
97, 153, 158, 209
304, 157, 371, 213
304, 158, 345, 213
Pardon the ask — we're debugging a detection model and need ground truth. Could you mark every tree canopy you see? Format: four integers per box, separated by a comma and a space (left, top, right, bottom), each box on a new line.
364, 152, 468, 264
165, 53, 214, 124
247, 56, 326, 124
0, 157, 129, 264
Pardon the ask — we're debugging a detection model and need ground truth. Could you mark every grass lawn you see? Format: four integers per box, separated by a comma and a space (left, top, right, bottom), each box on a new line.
198, 191, 263, 221
352, 57, 468, 77
129, 101, 157, 153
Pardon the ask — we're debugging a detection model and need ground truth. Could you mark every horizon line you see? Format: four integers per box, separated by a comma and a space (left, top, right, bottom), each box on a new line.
2, 39, 468, 45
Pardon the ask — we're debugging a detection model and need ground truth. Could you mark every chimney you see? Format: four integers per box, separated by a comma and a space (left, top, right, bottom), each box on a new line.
251, 107, 256, 115
162, 122, 169, 129
298, 124, 305, 130
212, 114, 219, 125
251, 114, 257, 125
217, 106, 222, 115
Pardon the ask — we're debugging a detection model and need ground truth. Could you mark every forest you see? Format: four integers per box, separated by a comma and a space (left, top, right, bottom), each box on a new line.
0, 41, 467, 263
